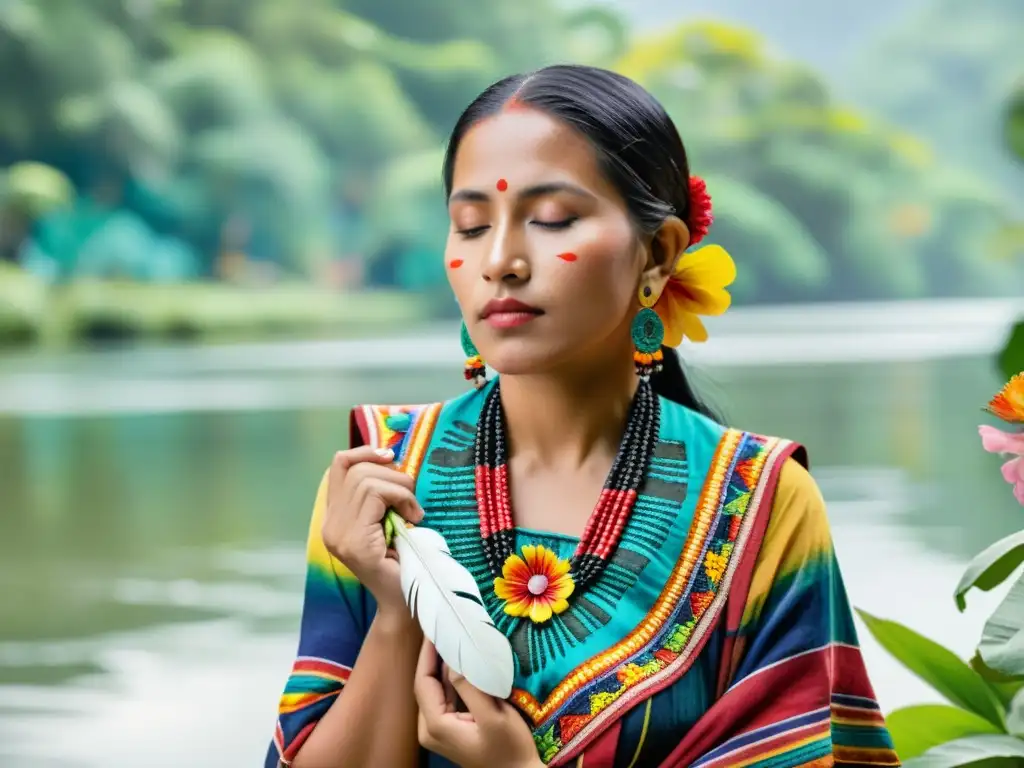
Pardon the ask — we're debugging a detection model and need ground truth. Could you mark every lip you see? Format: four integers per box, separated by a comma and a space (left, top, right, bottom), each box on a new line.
480, 297, 544, 328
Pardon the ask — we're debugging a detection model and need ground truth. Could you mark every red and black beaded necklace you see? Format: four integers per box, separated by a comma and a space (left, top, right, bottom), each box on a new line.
473, 379, 661, 591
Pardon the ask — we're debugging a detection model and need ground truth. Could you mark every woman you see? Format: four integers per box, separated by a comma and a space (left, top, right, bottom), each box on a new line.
266, 65, 900, 768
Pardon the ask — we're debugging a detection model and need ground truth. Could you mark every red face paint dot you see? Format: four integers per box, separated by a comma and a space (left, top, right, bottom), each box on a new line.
556, 252, 578, 262
496, 179, 508, 192
448, 259, 464, 269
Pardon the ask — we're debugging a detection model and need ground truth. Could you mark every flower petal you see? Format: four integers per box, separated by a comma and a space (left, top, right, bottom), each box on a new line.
529, 600, 553, 624
987, 373, 1024, 424
550, 575, 575, 601
550, 598, 571, 616
501, 554, 531, 584
549, 556, 571, 579
679, 313, 709, 343
655, 300, 684, 347
979, 425, 1024, 456
673, 245, 737, 289
503, 598, 532, 618
667, 283, 732, 316
520, 545, 539, 573
1014, 481, 1024, 506
1001, 456, 1024, 485
494, 577, 526, 602
536, 546, 557, 577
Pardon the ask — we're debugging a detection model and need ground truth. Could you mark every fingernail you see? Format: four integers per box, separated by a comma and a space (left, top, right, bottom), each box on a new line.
374, 448, 394, 459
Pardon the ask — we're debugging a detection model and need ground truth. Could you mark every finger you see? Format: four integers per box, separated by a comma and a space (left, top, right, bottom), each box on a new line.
448, 671, 504, 724
413, 640, 447, 716
342, 460, 417, 492
352, 477, 423, 525
326, 447, 396, 507
415, 644, 480, 753
440, 664, 456, 712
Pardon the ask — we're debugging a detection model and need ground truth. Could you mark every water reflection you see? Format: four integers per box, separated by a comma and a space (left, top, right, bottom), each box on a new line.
0, 356, 1017, 766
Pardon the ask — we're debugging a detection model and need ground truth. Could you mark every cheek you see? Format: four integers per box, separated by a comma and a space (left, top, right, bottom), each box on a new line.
547, 226, 636, 322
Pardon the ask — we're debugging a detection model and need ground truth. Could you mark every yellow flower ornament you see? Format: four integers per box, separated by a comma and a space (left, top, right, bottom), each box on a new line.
655, 244, 737, 346
494, 545, 575, 624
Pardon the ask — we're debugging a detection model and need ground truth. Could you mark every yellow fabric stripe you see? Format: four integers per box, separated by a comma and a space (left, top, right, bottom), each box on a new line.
740, 459, 832, 627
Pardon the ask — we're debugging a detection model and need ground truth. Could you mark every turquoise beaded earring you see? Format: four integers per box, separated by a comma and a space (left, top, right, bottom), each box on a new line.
632, 284, 664, 380
461, 321, 487, 388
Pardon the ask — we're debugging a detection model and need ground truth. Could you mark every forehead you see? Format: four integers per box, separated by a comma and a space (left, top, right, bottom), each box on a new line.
452, 108, 608, 190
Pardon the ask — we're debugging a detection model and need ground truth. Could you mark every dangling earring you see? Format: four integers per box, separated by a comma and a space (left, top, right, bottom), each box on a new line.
461, 321, 487, 389
632, 284, 665, 381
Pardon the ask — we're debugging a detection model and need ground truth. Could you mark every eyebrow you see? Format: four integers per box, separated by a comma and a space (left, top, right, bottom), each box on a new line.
448, 182, 597, 204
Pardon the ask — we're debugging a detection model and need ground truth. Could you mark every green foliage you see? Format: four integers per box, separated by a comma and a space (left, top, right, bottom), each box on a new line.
859, 407, 1024, 765
616, 20, 1020, 303
975, 576, 1024, 681
1007, 89, 1024, 163
0, 0, 541, 280
886, 705, 1002, 761
999, 323, 1024, 382
0, 267, 431, 345
904, 735, 1024, 767
850, 0, 1024, 202
0, 162, 74, 217
856, 610, 1006, 728
955, 532, 1024, 612
0, 4, 1018, 315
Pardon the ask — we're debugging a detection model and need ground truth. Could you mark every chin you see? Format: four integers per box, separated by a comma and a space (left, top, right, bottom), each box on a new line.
482, 341, 566, 378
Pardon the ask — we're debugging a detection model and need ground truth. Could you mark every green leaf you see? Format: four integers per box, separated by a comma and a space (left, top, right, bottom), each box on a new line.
977, 573, 1024, 680
1006, 89, 1024, 164
904, 734, 1024, 767
1008, 690, 1024, 737
998, 320, 1024, 383
972, 654, 1024, 707
886, 705, 1004, 760
956, 532, 1024, 611
857, 610, 1005, 727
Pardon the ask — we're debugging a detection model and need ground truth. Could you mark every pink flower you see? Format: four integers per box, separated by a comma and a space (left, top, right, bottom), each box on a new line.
979, 425, 1024, 505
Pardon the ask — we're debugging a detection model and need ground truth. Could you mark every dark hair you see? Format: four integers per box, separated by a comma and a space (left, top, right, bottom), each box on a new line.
442, 64, 721, 422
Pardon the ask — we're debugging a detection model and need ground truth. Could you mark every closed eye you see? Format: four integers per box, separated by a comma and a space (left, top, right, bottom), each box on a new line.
456, 225, 490, 239
531, 217, 578, 231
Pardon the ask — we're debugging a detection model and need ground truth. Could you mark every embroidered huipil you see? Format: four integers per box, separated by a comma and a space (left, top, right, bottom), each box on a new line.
266, 382, 900, 767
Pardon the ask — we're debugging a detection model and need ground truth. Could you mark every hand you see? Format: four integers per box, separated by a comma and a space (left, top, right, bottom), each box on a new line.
415, 639, 542, 768
322, 446, 424, 619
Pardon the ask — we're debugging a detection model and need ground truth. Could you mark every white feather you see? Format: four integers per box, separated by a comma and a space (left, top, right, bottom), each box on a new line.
392, 520, 515, 698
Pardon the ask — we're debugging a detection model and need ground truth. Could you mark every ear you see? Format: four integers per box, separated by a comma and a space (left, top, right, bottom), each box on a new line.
640, 215, 690, 288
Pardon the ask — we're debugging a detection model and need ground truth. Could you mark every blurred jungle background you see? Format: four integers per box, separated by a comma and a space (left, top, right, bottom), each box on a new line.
1, 1, 1022, 765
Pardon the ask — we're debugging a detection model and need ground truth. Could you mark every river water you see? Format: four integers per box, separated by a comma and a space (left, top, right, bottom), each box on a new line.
0, 314, 1020, 766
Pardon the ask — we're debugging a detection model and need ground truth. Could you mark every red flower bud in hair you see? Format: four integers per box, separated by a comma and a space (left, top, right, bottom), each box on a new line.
687, 176, 713, 246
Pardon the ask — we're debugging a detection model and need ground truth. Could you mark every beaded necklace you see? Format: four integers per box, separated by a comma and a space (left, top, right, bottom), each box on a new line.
473, 380, 661, 592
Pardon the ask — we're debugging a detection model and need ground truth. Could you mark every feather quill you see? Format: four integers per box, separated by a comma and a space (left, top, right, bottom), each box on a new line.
385, 510, 515, 698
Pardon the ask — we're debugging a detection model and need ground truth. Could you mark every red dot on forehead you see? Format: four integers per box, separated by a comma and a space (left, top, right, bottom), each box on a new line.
557, 252, 578, 262
496, 179, 508, 192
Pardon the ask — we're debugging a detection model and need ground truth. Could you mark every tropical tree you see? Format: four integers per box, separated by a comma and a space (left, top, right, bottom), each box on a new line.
614, 20, 1021, 304
848, 0, 1024, 203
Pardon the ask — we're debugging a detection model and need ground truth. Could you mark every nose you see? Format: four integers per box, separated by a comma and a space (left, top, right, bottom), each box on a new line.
480, 221, 530, 285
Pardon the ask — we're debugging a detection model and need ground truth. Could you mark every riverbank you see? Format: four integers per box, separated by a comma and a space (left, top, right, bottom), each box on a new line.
0, 266, 434, 346
0, 297, 1019, 416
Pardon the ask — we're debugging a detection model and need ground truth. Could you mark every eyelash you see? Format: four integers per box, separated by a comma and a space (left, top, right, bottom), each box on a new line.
456, 217, 578, 239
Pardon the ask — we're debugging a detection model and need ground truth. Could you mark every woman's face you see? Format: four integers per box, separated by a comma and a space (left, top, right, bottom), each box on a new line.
445, 108, 647, 379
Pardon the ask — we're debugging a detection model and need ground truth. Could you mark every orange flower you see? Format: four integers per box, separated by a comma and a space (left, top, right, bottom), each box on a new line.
986, 372, 1024, 424
654, 244, 737, 346
493, 545, 575, 624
